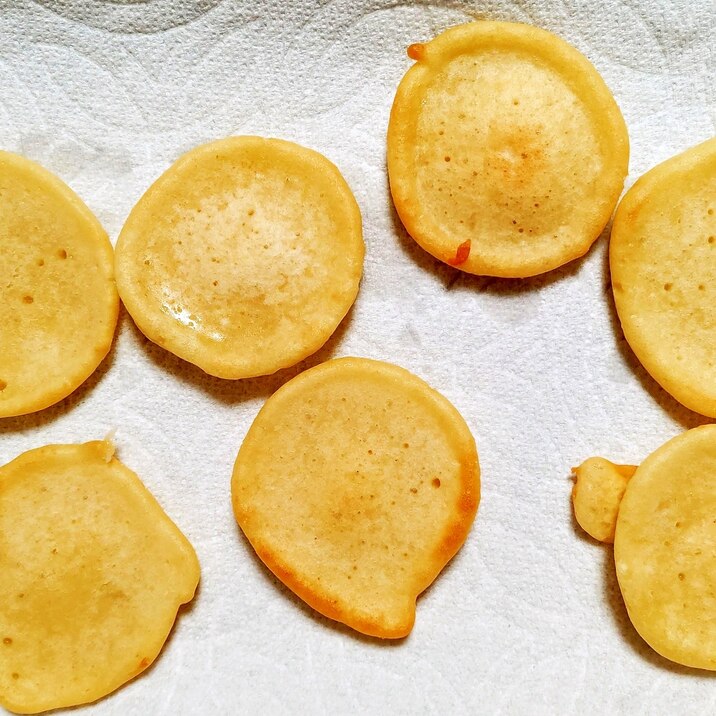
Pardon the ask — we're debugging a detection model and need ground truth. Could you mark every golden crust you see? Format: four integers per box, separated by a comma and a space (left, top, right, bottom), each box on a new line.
0, 152, 119, 418
115, 136, 364, 379
614, 425, 716, 670
610, 137, 716, 417
0, 441, 200, 713
387, 21, 629, 278
232, 357, 479, 638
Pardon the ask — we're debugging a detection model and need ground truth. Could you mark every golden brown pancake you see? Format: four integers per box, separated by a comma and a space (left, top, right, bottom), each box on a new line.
388, 21, 629, 277
232, 357, 479, 638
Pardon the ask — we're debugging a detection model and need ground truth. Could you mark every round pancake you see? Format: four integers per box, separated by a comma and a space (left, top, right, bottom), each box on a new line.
0, 152, 118, 418
614, 425, 716, 670
115, 137, 364, 379
232, 357, 479, 638
0, 440, 200, 713
611, 137, 716, 417
387, 21, 629, 277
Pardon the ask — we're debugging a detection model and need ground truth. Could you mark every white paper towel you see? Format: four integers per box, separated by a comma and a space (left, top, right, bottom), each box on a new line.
1, 0, 715, 713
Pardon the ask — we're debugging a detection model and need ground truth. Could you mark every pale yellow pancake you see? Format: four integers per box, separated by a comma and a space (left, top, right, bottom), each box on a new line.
0, 441, 200, 713
388, 21, 629, 277
611, 137, 716, 417
572, 458, 635, 543
614, 425, 716, 670
232, 357, 479, 638
0, 152, 118, 418
115, 137, 364, 379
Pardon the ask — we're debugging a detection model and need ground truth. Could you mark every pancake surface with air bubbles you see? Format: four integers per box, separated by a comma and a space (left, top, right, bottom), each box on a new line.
387, 21, 629, 277
232, 357, 479, 638
115, 136, 364, 379
610, 137, 716, 417
0, 152, 118, 418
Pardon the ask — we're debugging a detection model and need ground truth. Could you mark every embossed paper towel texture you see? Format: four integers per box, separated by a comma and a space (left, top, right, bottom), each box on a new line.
0, 0, 714, 714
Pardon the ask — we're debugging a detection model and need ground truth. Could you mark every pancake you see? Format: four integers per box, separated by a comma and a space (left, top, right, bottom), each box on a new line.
0, 440, 200, 713
0, 151, 118, 418
387, 21, 629, 277
614, 425, 716, 670
232, 357, 479, 638
611, 137, 716, 417
115, 136, 364, 379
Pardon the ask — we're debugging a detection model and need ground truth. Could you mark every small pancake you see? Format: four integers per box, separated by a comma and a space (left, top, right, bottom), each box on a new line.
387, 21, 629, 277
611, 137, 716, 417
0, 440, 200, 713
572, 458, 635, 543
614, 425, 716, 670
0, 152, 118, 418
232, 357, 479, 638
115, 137, 364, 379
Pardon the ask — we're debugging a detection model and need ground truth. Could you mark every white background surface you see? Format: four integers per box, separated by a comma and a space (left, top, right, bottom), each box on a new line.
1, 0, 715, 713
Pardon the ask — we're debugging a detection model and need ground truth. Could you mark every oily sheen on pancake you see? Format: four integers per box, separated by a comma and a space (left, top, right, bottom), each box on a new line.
0, 441, 200, 714
232, 357, 479, 638
115, 136, 364, 379
387, 21, 629, 277
0, 152, 118, 418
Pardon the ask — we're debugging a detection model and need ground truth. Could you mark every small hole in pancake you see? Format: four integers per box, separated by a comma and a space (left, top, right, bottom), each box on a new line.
37, 258, 44, 266
2, 637, 11, 645
58, 249, 67, 259
444, 156, 451, 162
22, 295, 33, 304
11, 673, 19, 680
663, 283, 672, 291
534, 203, 540, 208
410, 487, 418, 494
367, 449, 373, 455
432, 478, 441, 488
709, 236, 715, 244
699, 284, 705, 291
678, 572, 685, 581
144, 259, 151, 266
708, 208, 714, 216
518, 228, 524, 234
513, 99, 519, 106
0, 380, 6, 391
403, 442, 409, 449
675, 521, 682, 528
248, 209, 255, 216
